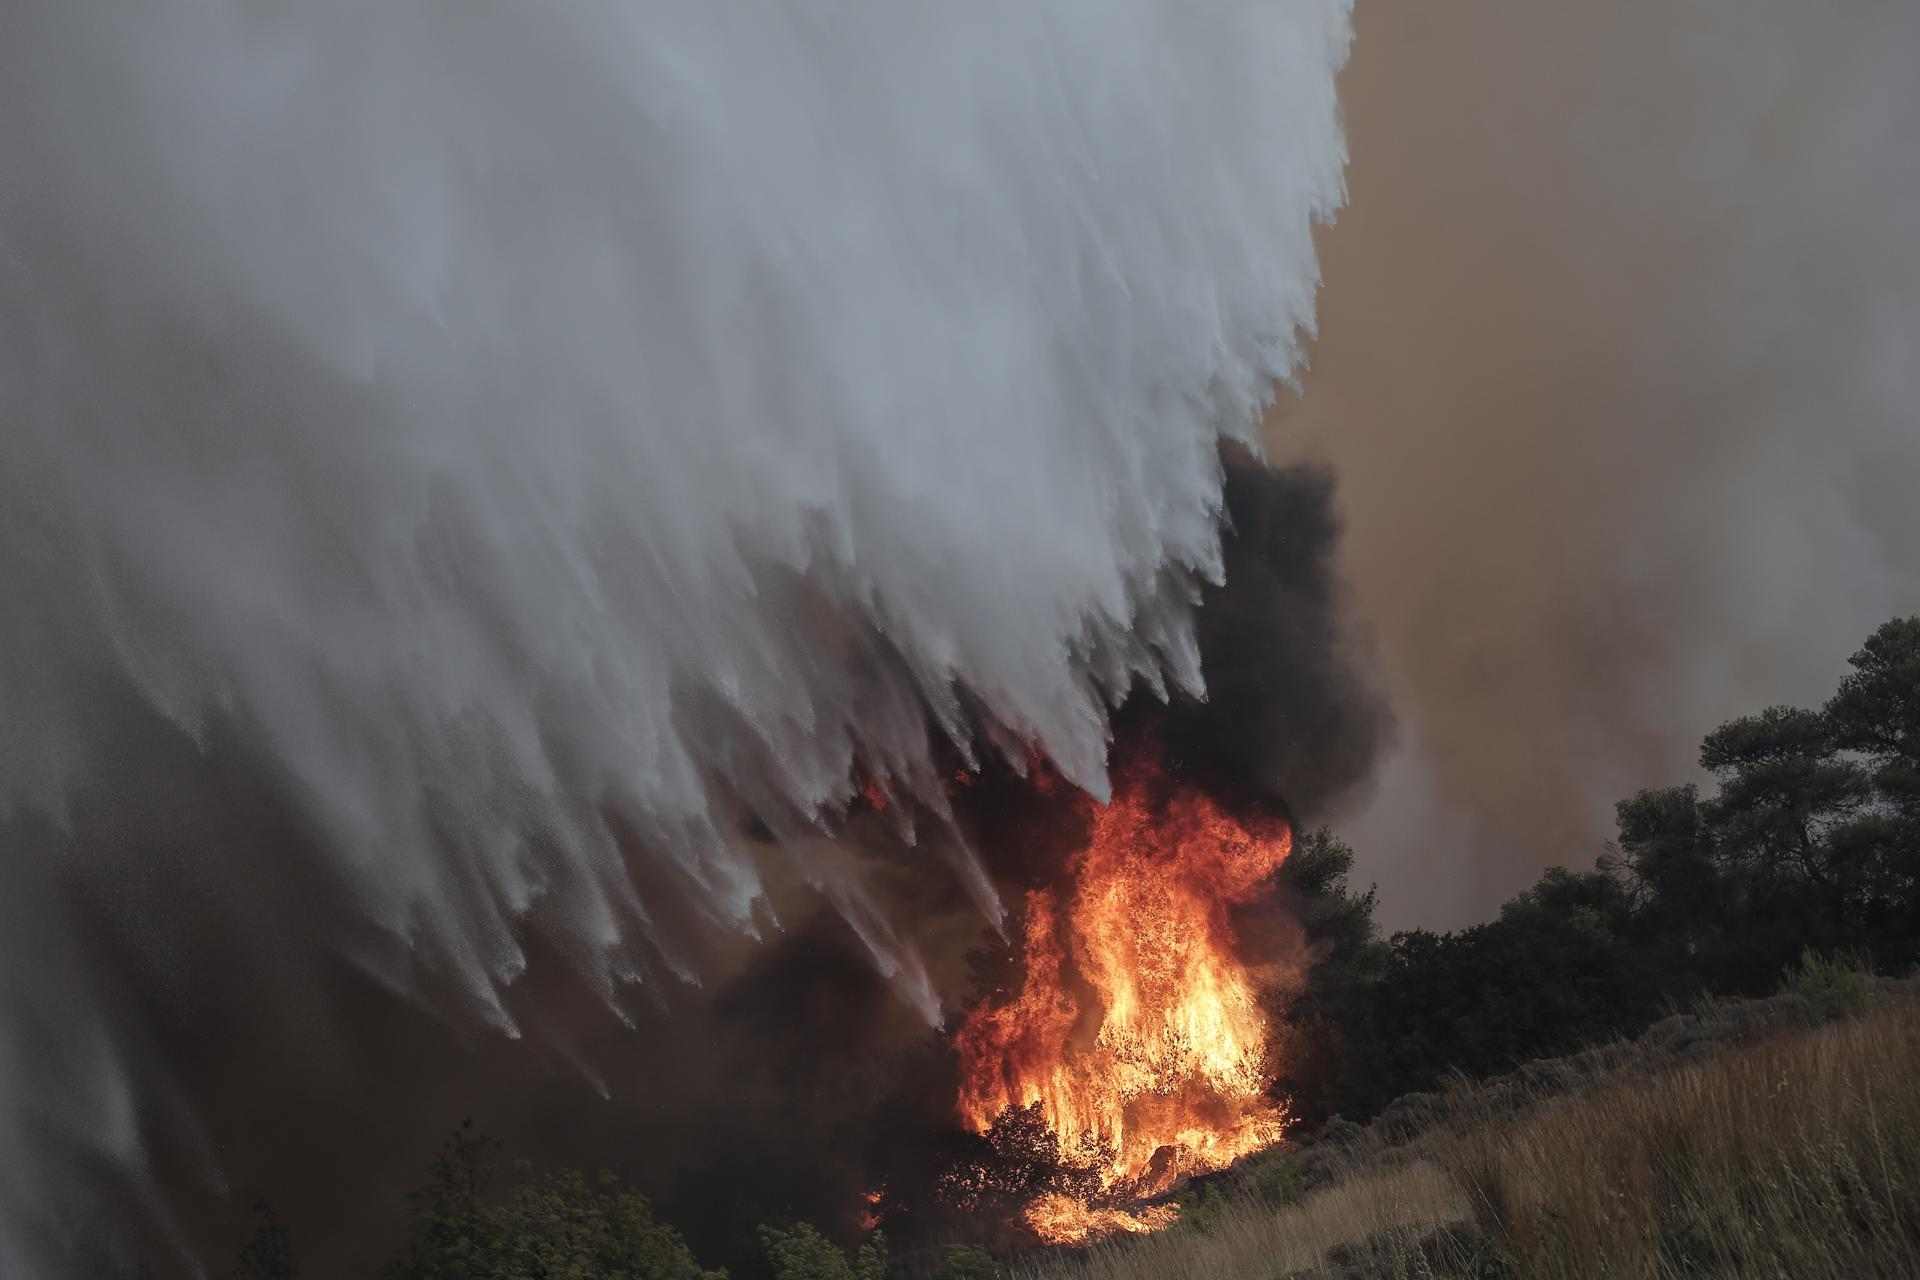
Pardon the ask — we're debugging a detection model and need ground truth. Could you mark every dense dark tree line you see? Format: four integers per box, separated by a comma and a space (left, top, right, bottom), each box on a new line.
1285, 615, 1920, 1122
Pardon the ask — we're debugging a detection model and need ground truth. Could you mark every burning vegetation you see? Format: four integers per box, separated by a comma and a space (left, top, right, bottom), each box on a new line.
951, 753, 1297, 1242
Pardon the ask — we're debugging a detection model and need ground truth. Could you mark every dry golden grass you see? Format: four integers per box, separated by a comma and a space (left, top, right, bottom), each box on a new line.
1026, 994, 1920, 1279
1017, 1159, 1465, 1280
1444, 996, 1920, 1279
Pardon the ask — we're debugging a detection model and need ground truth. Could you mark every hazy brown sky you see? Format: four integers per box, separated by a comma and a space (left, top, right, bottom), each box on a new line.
1273, 0, 1920, 927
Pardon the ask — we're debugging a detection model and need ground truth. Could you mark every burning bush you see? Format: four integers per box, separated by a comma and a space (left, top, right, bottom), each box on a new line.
950, 751, 1301, 1241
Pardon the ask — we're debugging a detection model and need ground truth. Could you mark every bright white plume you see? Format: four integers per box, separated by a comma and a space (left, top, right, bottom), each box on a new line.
0, 2, 1350, 1270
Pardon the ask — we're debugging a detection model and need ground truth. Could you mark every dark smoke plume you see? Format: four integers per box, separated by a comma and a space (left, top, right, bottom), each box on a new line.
1160, 460, 1390, 822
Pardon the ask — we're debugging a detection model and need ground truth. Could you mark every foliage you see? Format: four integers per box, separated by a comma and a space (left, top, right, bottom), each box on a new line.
931, 1100, 1107, 1241
925, 1245, 1001, 1280
1288, 615, 1920, 1121
1270, 830, 1388, 1119
1244, 1151, 1309, 1209
1178, 1153, 1308, 1236
381, 1122, 726, 1280
1277, 829, 1382, 961
756, 1222, 884, 1280
1299, 866, 1661, 1119
1780, 947, 1874, 1021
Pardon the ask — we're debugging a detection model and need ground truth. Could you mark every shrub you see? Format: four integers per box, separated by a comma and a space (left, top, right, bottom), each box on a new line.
382, 1124, 725, 1280
929, 1244, 1001, 1280
757, 1222, 885, 1280
1781, 948, 1874, 1022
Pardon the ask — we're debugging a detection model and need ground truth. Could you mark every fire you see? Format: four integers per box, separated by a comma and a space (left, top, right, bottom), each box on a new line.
1022, 1195, 1180, 1246
953, 754, 1293, 1241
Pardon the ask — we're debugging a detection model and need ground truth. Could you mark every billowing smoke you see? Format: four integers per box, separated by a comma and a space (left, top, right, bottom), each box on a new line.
1272, 0, 1920, 926
1161, 459, 1388, 819
0, 3, 1355, 1273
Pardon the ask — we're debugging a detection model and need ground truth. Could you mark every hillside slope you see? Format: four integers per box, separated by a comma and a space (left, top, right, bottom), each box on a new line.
1031, 966, 1920, 1279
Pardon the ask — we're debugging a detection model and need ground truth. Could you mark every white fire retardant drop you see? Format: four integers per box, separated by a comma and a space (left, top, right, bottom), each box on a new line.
0, 3, 1351, 1271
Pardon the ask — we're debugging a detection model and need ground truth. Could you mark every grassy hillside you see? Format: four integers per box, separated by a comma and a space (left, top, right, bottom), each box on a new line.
1027, 971, 1920, 1279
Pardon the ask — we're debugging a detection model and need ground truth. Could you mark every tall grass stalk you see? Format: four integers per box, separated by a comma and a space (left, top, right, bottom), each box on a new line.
1026, 996, 1920, 1279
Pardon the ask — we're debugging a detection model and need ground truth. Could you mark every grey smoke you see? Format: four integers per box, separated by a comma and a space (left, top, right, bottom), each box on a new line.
0, 2, 1353, 1272
1273, 0, 1920, 927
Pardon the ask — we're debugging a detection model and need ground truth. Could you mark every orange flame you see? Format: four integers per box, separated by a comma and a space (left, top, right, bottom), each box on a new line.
953, 755, 1293, 1241
857, 1187, 887, 1232
1022, 1195, 1179, 1246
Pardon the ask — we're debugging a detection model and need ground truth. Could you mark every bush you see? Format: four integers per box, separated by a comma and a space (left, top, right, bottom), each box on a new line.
929, 1244, 1001, 1280
757, 1222, 884, 1280
1780, 948, 1874, 1022
1246, 1151, 1309, 1209
383, 1123, 725, 1280
1176, 1154, 1306, 1237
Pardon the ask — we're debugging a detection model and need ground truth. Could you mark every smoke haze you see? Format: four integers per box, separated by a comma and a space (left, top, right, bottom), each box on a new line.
1276, 0, 1920, 927
0, 3, 1354, 1273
